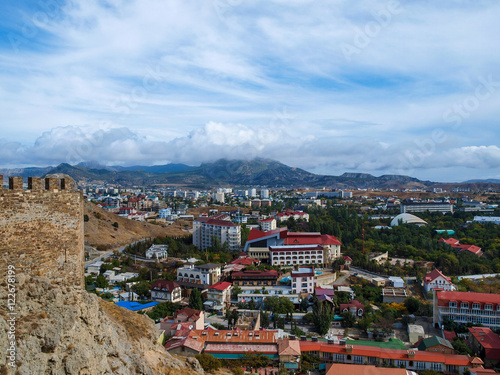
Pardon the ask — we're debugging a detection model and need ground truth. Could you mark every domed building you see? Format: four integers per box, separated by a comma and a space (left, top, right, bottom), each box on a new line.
390, 213, 428, 227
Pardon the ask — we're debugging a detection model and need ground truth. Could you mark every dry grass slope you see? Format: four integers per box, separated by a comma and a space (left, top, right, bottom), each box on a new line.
84, 201, 189, 249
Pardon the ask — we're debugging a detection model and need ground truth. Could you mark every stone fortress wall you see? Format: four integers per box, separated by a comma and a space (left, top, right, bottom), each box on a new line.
0, 175, 84, 288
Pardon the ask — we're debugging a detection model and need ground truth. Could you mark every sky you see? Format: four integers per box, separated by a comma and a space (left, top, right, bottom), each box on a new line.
0, 0, 499, 182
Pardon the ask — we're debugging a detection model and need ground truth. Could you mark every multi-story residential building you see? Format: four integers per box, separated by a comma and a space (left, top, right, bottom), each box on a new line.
176, 263, 221, 288
237, 286, 300, 305
150, 280, 182, 303
192, 215, 241, 251
401, 202, 454, 214
291, 267, 315, 294
260, 189, 269, 199
214, 192, 225, 203
270, 245, 325, 266
231, 270, 280, 287
433, 290, 500, 330
423, 269, 455, 294
206, 281, 232, 309
259, 218, 276, 232
300, 341, 482, 374
245, 228, 342, 265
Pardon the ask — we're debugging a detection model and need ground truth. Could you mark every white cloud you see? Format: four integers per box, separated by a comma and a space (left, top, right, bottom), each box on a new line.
0, 1, 500, 180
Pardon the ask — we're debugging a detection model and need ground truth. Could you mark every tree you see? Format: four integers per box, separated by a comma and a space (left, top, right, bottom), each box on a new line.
248, 298, 256, 310
231, 285, 242, 298
260, 311, 270, 329
358, 316, 372, 332
112, 221, 119, 228
312, 300, 335, 335
404, 297, 421, 314
340, 311, 356, 328
300, 298, 310, 312
195, 353, 221, 373
95, 275, 108, 289
452, 338, 473, 356
189, 288, 203, 311
146, 302, 179, 321
132, 280, 150, 298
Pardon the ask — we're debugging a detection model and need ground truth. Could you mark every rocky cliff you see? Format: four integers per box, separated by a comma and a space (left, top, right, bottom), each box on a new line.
0, 275, 203, 375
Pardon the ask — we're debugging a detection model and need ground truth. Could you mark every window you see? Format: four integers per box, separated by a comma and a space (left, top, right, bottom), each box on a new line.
485, 304, 493, 311
472, 303, 480, 310
416, 362, 426, 370
335, 354, 345, 362
431, 363, 442, 371
354, 356, 363, 364
449, 302, 457, 308
461, 302, 469, 309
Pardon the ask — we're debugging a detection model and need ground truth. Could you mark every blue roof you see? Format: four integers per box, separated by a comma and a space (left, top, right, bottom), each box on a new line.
115, 301, 158, 311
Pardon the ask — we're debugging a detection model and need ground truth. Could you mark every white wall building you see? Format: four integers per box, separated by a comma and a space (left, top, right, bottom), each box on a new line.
423, 269, 456, 294
259, 218, 277, 232
260, 189, 269, 199
145, 244, 168, 260
192, 216, 241, 251
176, 263, 221, 287
291, 268, 316, 294
269, 245, 325, 266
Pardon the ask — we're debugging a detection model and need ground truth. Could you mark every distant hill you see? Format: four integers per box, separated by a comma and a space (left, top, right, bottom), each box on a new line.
40, 158, 434, 189
463, 178, 500, 184
4, 158, 499, 190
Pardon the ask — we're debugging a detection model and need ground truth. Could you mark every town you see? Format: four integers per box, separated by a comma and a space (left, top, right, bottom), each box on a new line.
81, 181, 500, 375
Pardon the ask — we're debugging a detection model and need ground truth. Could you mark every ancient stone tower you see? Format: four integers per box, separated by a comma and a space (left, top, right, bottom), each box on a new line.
0, 175, 84, 288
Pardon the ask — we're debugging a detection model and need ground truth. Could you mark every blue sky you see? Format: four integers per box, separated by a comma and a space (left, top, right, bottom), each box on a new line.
0, 0, 500, 182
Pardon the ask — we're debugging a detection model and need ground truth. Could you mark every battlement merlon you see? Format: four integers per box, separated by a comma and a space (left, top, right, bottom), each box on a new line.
28, 177, 42, 191
2, 176, 78, 192
9, 176, 23, 190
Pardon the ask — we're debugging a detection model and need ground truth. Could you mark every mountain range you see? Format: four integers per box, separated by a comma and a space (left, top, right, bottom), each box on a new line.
1, 158, 499, 189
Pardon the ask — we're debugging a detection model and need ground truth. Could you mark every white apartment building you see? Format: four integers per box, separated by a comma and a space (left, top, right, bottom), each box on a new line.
473, 216, 500, 224
192, 216, 241, 251
401, 202, 454, 214
214, 192, 225, 203
291, 268, 316, 294
249, 188, 257, 197
433, 290, 500, 330
260, 189, 269, 199
269, 245, 325, 266
176, 263, 221, 287
259, 218, 277, 232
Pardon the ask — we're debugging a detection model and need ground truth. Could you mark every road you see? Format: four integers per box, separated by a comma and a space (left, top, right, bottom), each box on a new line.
84, 239, 148, 267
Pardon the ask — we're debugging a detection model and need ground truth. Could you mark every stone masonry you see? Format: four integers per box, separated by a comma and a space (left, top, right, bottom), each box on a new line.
0, 175, 84, 288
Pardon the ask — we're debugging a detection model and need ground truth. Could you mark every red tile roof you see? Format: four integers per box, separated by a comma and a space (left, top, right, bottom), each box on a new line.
436, 290, 500, 308
247, 227, 287, 242
326, 364, 407, 375
299, 342, 475, 366
284, 233, 341, 246
208, 281, 232, 291
424, 269, 452, 285
150, 280, 180, 292
439, 237, 460, 245
443, 330, 457, 342
469, 327, 500, 360
230, 257, 259, 265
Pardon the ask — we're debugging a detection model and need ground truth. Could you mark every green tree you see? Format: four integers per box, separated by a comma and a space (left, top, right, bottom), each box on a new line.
132, 280, 151, 298
340, 311, 356, 328
312, 300, 334, 335
452, 338, 473, 356
146, 302, 179, 321
404, 297, 421, 314
195, 353, 221, 373
189, 288, 203, 311
95, 275, 108, 289
260, 311, 270, 329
